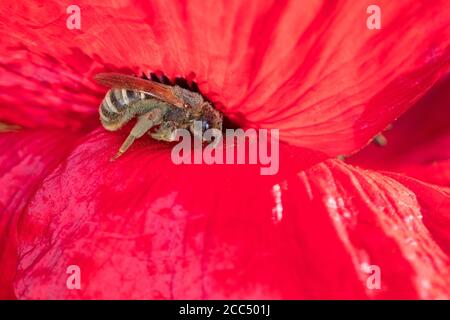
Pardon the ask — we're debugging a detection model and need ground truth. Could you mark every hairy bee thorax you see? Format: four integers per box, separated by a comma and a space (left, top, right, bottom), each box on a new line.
172, 86, 205, 110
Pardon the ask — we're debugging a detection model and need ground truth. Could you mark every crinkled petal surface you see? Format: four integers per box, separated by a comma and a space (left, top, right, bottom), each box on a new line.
1, 0, 450, 155
0, 130, 79, 298
383, 173, 450, 257
10, 131, 450, 299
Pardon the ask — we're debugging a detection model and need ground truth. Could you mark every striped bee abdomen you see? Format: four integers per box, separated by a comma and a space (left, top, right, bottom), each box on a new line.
99, 88, 151, 131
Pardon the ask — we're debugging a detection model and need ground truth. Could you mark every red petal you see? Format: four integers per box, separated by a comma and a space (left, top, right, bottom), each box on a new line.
11, 131, 450, 298
383, 173, 450, 256
0, 129, 79, 299
1, 1, 450, 155
0, 47, 101, 131
348, 75, 450, 186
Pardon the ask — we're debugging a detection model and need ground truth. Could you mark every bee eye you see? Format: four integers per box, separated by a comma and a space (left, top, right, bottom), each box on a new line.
202, 121, 210, 131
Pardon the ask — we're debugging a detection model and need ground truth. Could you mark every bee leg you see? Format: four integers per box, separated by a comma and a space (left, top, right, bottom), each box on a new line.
150, 122, 178, 142
111, 109, 163, 161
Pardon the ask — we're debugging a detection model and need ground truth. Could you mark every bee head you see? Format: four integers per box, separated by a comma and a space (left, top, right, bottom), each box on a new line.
189, 102, 223, 142
199, 102, 223, 131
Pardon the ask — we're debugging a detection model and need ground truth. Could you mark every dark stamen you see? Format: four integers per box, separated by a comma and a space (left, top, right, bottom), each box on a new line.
175, 77, 190, 89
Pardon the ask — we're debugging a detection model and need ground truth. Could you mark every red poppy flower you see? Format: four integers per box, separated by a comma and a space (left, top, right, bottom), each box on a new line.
1, 0, 450, 299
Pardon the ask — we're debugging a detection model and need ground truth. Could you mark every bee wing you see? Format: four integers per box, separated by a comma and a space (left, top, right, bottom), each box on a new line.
94, 73, 186, 108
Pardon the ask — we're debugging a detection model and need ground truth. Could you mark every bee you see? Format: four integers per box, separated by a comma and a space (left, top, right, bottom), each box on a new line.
94, 73, 223, 160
